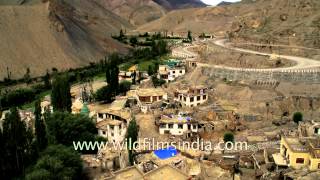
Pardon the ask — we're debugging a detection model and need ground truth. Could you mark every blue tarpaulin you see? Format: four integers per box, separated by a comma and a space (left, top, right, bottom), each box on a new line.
154, 146, 178, 159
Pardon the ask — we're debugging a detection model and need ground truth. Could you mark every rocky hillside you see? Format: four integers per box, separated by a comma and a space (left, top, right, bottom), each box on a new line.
93, 0, 166, 26
139, 0, 320, 49
137, 6, 236, 35
93, 0, 207, 26
0, 0, 132, 80
229, 0, 320, 48
154, 0, 206, 9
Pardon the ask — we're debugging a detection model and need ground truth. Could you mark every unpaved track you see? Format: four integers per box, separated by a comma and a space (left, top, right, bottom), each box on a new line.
175, 39, 320, 73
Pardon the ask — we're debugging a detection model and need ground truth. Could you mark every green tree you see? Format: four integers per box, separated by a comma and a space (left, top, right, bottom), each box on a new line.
34, 99, 48, 151
24, 67, 32, 84
2, 107, 34, 179
187, 30, 192, 42
148, 65, 154, 76
293, 112, 303, 124
26, 144, 83, 180
51, 75, 72, 112
119, 29, 125, 39
129, 36, 138, 46
152, 76, 166, 87
106, 53, 120, 96
0, 128, 5, 179
118, 81, 132, 95
223, 132, 234, 143
151, 40, 169, 56
126, 118, 138, 165
132, 71, 137, 84
46, 112, 97, 149
94, 85, 113, 103
42, 70, 51, 89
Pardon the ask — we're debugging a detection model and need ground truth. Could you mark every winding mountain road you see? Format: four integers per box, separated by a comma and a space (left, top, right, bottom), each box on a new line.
173, 39, 320, 73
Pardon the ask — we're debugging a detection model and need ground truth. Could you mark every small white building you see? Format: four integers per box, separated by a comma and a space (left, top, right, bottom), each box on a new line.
158, 114, 213, 137
96, 109, 131, 143
299, 120, 320, 137
174, 86, 208, 107
134, 88, 168, 113
158, 65, 186, 82
158, 115, 199, 137
118, 71, 134, 83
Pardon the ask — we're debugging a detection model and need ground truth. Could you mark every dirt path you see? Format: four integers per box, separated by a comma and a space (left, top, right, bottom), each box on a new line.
173, 39, 320, 73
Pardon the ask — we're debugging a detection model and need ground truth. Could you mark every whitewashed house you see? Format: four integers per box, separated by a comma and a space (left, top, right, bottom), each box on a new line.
158, 65, 186, 82
158, 115, 199, 137
174, 86, 208, 107
96, 109, 132, 143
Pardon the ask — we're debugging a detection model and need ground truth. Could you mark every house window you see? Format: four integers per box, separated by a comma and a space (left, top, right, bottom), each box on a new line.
296, 158, 304, 164
197, 96, 201, 101
160, 124, 166, 128
318, 163, 320, 169
190, 97, 194, 102
102, 131, 106, 135
203, 95, 207, 100
169, 124, 174, 129
172, 71, 175, 74
98, 113, 103, 118
178, 124, 183, 129
152, 96, 158, 101
180, 70, 183, 73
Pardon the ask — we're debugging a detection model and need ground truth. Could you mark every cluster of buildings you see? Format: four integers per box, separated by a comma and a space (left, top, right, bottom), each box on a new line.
118, 59, 196, 85
271, 119, 320, 172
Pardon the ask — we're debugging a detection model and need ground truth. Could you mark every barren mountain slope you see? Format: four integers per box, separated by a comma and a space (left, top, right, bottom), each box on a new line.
93, 0, 208, 26
229, 0, 320, 48
0, 0, 132, 80
93, 0, 166, 26
138, 0, 320, 49
137, 6, 237, 35
154, 0, 206, 9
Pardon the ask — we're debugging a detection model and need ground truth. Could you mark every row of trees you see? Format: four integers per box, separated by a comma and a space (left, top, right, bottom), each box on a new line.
0, 72, 105, 179
94, 53, 132, 102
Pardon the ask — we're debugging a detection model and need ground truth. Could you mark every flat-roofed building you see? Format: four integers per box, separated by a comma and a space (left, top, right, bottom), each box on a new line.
105, 166, 143, 180
135, 88, 168, 113
273, 136, 320, 171
144, 165, 190, 180
104, 165, 189, 180
158, 114, 211, 137
299, 120, 320, 137
136, 88, 167, 104
96, 108, 131, 143
118, 71, 133, 83
174, 86, 208, 107
158, 65, 185, 82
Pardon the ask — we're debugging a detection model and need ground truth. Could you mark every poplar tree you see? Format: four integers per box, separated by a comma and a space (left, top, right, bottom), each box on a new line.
34, 99, 48, 151
126, 118, 138, 165
2, 107, 33, 178
51, 75, 72, 112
